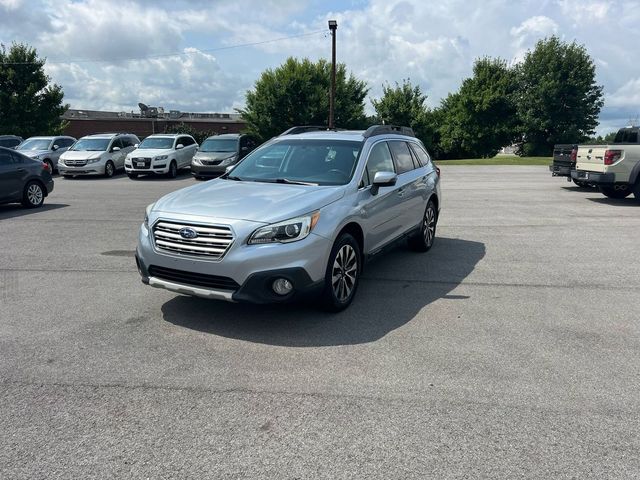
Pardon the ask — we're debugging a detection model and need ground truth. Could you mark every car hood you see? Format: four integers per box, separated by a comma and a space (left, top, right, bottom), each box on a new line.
128, 148, 172, 158
194, 151, 236, 161
153, 179, 346, 223
61, 150, 104, 159
20, 149, 50, 158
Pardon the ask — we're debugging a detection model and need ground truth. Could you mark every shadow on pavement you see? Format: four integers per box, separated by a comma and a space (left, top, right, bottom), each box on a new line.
0, 203, 69, 220
128, 169, 193, 181
586, 197, 638, 206
162, 237, 485, 347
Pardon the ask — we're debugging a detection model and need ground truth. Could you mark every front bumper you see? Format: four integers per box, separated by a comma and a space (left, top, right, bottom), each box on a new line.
191, 163, 229, 176
135, 222, 331, 304
58, 164, 104, 176
125, 163, 169, 174
571, 170, 615, 185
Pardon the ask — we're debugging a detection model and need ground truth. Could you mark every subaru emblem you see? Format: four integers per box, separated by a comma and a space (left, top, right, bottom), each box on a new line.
179, 227, 198, 239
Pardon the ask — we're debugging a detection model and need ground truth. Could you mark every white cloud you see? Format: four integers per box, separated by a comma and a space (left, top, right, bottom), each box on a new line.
557, 0, 612, 23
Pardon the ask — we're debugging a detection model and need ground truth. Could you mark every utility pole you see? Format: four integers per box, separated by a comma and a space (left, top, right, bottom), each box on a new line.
328, 20, 337, 129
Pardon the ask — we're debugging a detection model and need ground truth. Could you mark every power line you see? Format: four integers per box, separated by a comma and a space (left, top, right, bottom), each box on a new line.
0, 29, 328, 66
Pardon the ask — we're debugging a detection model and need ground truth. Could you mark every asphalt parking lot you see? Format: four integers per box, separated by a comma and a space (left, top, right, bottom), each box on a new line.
1, 166, 639, 479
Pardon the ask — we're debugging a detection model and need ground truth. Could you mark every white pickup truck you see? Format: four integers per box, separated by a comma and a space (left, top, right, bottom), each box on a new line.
571, 126, 640, 201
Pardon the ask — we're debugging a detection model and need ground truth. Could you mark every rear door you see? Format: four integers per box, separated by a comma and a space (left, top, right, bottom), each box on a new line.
388, 140, 426, 232
0, 149, 24, 201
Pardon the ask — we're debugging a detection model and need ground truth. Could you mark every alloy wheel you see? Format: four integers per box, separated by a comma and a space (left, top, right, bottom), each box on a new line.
27, 183, 43, 206
331, 244, 358, 302
423, 204, 436, 246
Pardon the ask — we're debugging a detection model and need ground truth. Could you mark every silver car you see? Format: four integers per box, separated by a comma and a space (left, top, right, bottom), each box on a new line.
15, 136, 76, 173
136, 125, 441, 311
58, 133, 140, 177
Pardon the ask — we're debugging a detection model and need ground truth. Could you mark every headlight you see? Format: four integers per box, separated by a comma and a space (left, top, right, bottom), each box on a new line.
155, 155, 168, 161
192, 157, 202, 165
33, 155, 41, 160
220, 156, 237, 166
144, 203, 154, 230
87, 158, 100, 164
248, 212, 320, 244
58, 158, 65, 165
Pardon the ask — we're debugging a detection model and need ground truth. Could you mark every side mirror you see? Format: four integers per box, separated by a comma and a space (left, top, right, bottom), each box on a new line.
111, 146, 121, 152
241, 146, 248, 151
52, 145, 60, 151
134, 143, 139, 148
176, 144, 184, 150
370, 171, 397, 195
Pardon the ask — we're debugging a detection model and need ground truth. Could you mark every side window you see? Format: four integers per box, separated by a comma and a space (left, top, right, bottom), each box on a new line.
0, 150, 15, 165
120, 137, 132, 148
409, 143, 431, 167
53, 138, 64, 149
111, 138, 123, 151
177, 136, 187, 147
364, 142, 395, 186
388, 141, 415, 174
627, 130, 638, 143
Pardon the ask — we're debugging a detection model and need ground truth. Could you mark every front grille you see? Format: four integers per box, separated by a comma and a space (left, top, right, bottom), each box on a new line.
132, 157, 152, 169
148, 265, 239, 291
152, 220, 234, 260
202, 159, 222, 165
65, 159, 88, 166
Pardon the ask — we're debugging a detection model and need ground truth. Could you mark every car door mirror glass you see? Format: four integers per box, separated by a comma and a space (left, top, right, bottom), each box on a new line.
52, 145, 60, 151
176, 144, 184, 150
111, 146, 121, 152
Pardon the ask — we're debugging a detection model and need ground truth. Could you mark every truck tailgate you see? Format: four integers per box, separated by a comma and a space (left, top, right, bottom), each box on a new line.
576, 145, 607, 172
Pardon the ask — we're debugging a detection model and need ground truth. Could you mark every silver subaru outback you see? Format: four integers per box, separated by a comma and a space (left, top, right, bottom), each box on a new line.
136, 125, 441, 311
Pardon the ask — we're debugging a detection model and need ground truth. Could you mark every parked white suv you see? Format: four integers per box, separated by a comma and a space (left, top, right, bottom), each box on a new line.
58, 133, 139, 178
125, 134, 198, 179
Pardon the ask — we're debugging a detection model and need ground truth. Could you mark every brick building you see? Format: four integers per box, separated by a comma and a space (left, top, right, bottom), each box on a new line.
62, 109, 246, 139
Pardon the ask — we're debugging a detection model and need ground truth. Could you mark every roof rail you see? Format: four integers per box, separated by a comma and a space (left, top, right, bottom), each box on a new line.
363, 125, 415, 138
279, 125, 343, 136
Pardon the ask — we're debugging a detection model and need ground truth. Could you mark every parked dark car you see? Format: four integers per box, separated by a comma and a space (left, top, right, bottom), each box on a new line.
0, 146, 54, 208
0, 135, 23, 149
549, 143, 590, 186
191, 134, 259, 179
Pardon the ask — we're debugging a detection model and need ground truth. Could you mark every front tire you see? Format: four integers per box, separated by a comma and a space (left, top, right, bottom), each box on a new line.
408, 199, 438, 252
632, 180, 640, 204
22, 181, 45, 208
318, 233, 361, 312
167, 161, 177, 178
104, 160, 115, 178
600, 185, 631, 199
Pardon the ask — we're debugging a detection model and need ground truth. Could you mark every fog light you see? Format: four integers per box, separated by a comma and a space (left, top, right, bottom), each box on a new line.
272, 278, 293, 296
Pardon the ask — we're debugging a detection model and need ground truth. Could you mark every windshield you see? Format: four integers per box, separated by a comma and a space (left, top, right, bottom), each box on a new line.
200, 138, 237, 153
138, 137, 174, 150
228, 139, 362, 186
71, 138, 110, 151
17, 139, 51, 151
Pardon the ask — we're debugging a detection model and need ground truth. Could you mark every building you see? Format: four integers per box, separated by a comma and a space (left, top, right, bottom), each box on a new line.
62, 108, 246, 139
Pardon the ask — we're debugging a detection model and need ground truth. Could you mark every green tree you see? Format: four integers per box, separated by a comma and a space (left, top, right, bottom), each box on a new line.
0, 43, 68, 137
239, 57, 368, 141
371, 79, 439, 153
163, 122, 216, 145
515, 36, 603, 156
584, 131, 617, 144
437, 58, 518, 159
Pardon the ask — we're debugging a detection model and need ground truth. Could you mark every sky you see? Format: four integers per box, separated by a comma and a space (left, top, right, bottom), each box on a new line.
1, 0, 639, 135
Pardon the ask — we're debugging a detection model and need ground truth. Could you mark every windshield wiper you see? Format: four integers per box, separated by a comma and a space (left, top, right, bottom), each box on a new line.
225, 175, 242, 181
274, 178, 318, 186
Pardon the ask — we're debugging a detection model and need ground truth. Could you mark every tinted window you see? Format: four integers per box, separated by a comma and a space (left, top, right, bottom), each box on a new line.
0, 149, 15, 165
614, 129, 639, 143
179, 136, 194, 147
0, 138, 20, 148
121, 136, 135, 148
388, 141, 415, 174
111, 138, 123, 150
364, 142, 395, 186
409, 143, 431, 167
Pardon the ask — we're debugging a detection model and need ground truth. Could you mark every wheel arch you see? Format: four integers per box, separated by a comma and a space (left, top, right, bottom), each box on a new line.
335, 222, 364, 261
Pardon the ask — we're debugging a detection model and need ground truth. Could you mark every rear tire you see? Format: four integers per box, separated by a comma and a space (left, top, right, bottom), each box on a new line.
22, 181, 45, 208
572, 179, 588, 188
167, 161, 177, 178
318, 233, 361, 312
104, 160, 115, 178
600, 185, 631, 199
408, 199, 438, 252
632, 180, 640, 204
